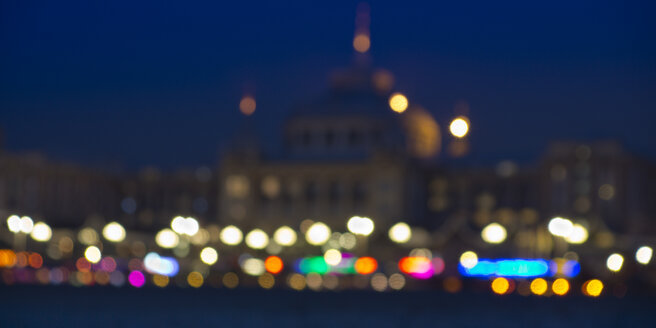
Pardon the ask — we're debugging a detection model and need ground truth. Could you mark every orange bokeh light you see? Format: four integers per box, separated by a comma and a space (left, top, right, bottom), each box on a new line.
354, 257, 378, 275
491, 277, 510, 295
28, 253, 43, 269
265, 256, 284, 274
0, 250, 17, 267
552, 278, 570, 296
76, 257, 91, 272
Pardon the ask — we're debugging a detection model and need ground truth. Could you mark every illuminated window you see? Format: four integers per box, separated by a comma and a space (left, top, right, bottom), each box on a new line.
226, 175, 249, 198
261, 176, 281, 198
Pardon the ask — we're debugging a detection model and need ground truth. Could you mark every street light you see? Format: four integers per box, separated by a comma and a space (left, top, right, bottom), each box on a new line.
30, 222, 52, 242
347, 216, 374, 236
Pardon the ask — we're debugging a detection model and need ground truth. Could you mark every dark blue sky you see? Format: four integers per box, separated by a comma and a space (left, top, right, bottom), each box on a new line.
1, 0, 654, 170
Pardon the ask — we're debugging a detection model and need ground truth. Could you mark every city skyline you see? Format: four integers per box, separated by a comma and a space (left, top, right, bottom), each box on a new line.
1, 0, 655, 170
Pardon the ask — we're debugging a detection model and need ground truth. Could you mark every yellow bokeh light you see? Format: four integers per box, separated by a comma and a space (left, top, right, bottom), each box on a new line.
245, 229, 269, 250
258, 272, 275, 289
389, 93, 409, 113
187, 271, 204, 288
7, 215, 21, 233
288, 273, 306, 291
481, 223, 507, 244
240, 96, 256, 116
347, 216, 374, 236
583, 279, 603, 297
530, 278, 548, 295
30, 222, 52, 242
323, 249, 342, 266
220, 225, 243, 246
635, 246, 652, 265
200, 247, 218, 265
305, 222, 331, 246
102, 222, 126, 243
155, 229, 179, 249
153, 274, 169, 288
78, 227, 99, 245
552, 278, 569, 296
606, 253, 624, 272
388, 222, 412, 244
273, 226, 297, 246
84, 246, 102, 264
459, 251, 478, 269
564, 224, 588, 244
19, 216, 34, 233
223, 272, 239, 288
548, 217, 574, 237
491, 277, 509, 295
353, 34, 370, 53
242, 258, 265, 276
449, 117, 469, 138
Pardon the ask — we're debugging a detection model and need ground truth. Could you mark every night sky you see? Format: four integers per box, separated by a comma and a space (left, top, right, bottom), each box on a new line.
1, 0, 654, 170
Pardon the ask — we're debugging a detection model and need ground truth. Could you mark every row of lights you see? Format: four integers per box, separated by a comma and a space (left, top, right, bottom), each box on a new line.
491, 277, 604, 297
387, 93, 470, 138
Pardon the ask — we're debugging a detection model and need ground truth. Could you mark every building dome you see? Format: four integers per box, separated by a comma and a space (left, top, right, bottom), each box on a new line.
284, 65, 441, 160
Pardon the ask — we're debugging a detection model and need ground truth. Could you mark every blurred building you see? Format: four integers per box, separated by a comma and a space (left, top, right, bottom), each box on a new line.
218, 62, 440, 232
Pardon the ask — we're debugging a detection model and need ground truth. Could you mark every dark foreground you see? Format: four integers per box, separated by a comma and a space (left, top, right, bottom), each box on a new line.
0, 286, 654, 327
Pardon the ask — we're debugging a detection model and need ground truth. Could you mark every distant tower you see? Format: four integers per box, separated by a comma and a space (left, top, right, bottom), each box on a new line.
352, 3, 371, 64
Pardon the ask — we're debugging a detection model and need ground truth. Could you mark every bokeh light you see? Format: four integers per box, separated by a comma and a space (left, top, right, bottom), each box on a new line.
583, 279, 604, 297
481, 223, 507, 244
352, 34, 370, 53
240, 96, 256, 116
388, 93, 408, 113
552, 278, 569, 296
388, 273, 406, 290
564, 224, 588, 244
354, 257, 377, 275
305, 222, 331, 246
222, 272, 239, 288
102, 222, 126, 242
258, 272, 275, 289
635, 246, 652, 265
155, 229, 179, 249
606, 253, 624, 272
220, 225, 243, 246
128, 271, 145, 288
84, 246, 102, 264
449, 117, 469, 138
30, 222, 52, 242
323, 249, 342, 266
530, 278, 548, 295
19, 216, 34, 233
371, 273, 387, 292
200, 247, 218, 265
7, 215, 21, 233
388, 222, 411, 243
242, 258, 265, 276
245, 229, 269, 249
491, 277, 510, 295
187, 271, 204, 288
459, 251, 478, 269
273, 226, 297, 246
171, 216, 199, 236
78, 227, 99, 245
548, 217, 573, 237
265, 256, 284, 274
347, 216, 374, 236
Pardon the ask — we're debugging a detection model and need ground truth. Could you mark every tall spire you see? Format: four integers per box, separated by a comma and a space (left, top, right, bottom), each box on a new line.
352, 3, 371, 54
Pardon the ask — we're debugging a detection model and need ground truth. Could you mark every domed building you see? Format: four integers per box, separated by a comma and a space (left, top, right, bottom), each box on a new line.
218, 25, 441, 232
